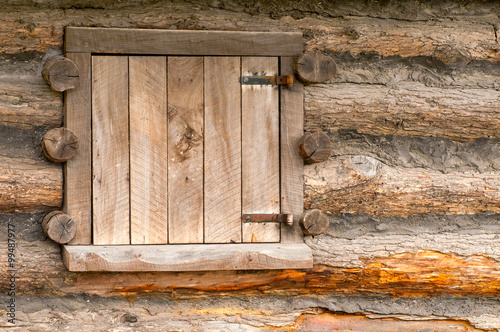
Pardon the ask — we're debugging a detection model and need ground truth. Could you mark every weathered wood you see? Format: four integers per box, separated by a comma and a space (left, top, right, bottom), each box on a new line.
0, 156, 61, 212
65, 27, 303, 56
41, 127, 79, 163
296, 52, 337, 83
305, 156, 500, 216
64, 52, 92, 245
241, 57, 280, 243
167, 56, 204, 244
42, 211, 76, 244
280, 57, 305, 244
299, 209, 329, 236
204, 57, 242, 244
305, 83, 500, 142
298, 131, 332, 164
129, 56, 168, 245
62, 243, 313, 271
0, 80, 61, 127
92, 56, 129, 245
42, 55, 79, 92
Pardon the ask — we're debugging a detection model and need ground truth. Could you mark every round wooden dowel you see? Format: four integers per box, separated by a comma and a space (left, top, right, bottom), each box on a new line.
299, 209, 329, 236
42, 128, 79, 163
42, 211, 76, 244
296, 52, 337, 84
42, 55, 80, 92
298, 131, 332, 164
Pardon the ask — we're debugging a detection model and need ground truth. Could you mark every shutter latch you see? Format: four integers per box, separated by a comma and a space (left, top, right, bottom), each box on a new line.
240, 75, 294, 87
243, 214, 294, 226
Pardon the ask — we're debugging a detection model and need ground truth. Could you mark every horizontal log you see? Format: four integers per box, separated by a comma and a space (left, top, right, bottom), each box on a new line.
305, 83, 500, 141
2, 237, 499, 297
0, 156, 62, 212
0, 80, 62, 127
304, 156, 500, 216
0, 6, 498, 64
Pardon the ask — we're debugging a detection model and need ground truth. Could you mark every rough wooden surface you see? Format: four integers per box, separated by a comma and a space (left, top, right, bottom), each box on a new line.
296, 52, 337, 84
42, 55, 79, 92
299, 209, 329, 236
298, 131, 332, 164
304, 156, 500, 216
41, 211, 76, 244
62, 243, 313, 271
41, 127, 78, 162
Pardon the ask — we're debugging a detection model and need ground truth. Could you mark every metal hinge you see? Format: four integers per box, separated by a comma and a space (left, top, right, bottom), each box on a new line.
240, 75, 294, 87
242, 214, 294, 226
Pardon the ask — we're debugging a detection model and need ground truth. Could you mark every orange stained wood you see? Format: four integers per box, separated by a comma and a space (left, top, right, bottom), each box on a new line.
56, 250, 500, 297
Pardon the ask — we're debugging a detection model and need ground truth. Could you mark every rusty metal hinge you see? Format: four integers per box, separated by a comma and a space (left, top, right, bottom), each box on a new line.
240, 75, 294, 87
242, 214, 294, 226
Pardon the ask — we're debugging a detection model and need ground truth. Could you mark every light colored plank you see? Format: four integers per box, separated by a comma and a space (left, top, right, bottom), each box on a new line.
241, 57, 280, 243
204, 57, 241, 244
167, 57, 204, 244
64, 52, 92, 244
92, 55, 130, 245
129, 56, 168, 244
280, 57, 305, 244
65, 27, 303, 56
62, 243, 313, 271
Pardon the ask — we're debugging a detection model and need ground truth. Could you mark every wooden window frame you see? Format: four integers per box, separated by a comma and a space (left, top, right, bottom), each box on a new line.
62, 27, 312, 272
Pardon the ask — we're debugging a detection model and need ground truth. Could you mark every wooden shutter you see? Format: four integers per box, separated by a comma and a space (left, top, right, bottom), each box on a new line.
62, 27, 312, 271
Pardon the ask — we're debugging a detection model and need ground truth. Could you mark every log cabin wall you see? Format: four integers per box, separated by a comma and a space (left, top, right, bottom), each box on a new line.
1, 0, 499, 330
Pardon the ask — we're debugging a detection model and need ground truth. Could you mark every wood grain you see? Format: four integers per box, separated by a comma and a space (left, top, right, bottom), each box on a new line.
62, 243, 313, 271
241, 57, 280, 243
64, 53, 91, 245
304, 156, 500, 216
167, 57, 204, 244
65, 27, 302, 56
41, 127, 79, 163
129, 56, 168, 244
204, 57, 242, 244
92, 56, 130, 245
304, 83, 500, 142
42, 55, 79, 92
280, 57, 305, 244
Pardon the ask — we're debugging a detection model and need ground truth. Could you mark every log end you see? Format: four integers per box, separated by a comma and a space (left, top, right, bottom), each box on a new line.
42, 55, 80, 92
42, 211, 77, 244
42, 127, 79, 163
299, 209, 329, 236
296, 52, 337, 84
298, 132, 332, 164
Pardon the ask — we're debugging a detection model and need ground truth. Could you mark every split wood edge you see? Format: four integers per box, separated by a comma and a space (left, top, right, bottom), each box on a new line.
43, 55, 80, 92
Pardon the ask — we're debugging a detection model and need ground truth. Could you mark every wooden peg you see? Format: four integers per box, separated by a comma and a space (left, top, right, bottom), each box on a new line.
298, 131, 332, 164
299, 209, 329, 236
296, 52, 337, 84
42, 55, 79, 92
42, 211, 77, 244
42, 128, 79, 163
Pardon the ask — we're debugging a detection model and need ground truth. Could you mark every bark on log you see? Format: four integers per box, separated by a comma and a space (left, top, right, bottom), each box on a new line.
0, 156, 62, 212
305, 156, 500, 217
305, 83, 500, 141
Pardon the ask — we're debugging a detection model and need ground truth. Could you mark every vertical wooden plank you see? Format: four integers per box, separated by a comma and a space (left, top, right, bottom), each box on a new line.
280, 57, 305, 244
92, 56, 130, 245
64, 53, 91, 245
129, 56, 168, 244
204, 57, 241, 243
241, 57, 280, 243
168, 57, 204, 244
